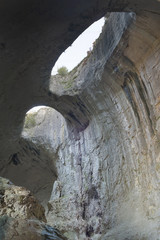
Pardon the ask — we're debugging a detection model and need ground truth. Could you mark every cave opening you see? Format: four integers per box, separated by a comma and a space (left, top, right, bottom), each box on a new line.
51, 17, 105, 75
1, 106, 68, 206
0, 5, 160, 239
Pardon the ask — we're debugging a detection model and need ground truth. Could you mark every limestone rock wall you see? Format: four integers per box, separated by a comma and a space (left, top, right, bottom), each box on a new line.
0, 0, 160, 172
0, 1, 160, 239
0, 177, 67, 240
15, 11, 160, 240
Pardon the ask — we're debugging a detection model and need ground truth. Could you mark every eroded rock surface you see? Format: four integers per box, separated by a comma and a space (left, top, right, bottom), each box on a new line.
0, 1, 160, 240
0, 177, 46, 221
0, 0, 160, 172
14, 11, 160, 240
0, 177, 67, 240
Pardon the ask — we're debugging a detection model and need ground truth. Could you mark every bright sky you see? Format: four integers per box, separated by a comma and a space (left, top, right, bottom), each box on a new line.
27, 18, 105, 114
51, 17, 105, 75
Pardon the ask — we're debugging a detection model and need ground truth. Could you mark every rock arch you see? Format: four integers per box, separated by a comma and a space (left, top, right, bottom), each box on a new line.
0, 1, 160, 239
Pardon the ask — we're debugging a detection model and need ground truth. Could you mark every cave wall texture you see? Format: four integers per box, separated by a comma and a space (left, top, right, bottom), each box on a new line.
0, 0, 160, 240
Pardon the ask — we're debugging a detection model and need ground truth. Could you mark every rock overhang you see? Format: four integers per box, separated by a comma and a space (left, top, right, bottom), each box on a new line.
0, 1, 160, 238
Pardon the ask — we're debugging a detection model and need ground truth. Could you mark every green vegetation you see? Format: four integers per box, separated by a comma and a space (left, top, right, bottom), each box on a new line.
57, 66, 68, 76
24, 113, 36, 128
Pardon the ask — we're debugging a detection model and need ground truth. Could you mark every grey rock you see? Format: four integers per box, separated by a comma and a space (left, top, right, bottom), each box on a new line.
0, 177, 67, 240
0, 1, 160, 240
15, 11, 160, 239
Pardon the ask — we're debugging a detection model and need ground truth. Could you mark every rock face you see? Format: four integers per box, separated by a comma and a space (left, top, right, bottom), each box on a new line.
0, 1, 160, 240
9, 11, 159, 239
0, 0, 160, 171
0, 177, 46, 221
0, 177, 67, 240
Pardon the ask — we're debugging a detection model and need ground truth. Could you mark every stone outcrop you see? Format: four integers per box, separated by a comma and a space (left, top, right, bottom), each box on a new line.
0, 1, 160, 240
0, 177, 46, 221
0, 217, 67, 240
0, 177, 67, 239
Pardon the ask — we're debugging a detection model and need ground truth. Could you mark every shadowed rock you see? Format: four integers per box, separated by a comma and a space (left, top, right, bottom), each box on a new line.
0, 177, 67, 240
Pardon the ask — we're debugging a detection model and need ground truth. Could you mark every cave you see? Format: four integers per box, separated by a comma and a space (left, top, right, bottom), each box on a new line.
0, 1, 160, 239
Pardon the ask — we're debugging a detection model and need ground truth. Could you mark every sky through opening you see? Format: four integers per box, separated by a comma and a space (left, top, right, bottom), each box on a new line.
28, 18, 105, 113
52, 17, 105, 75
